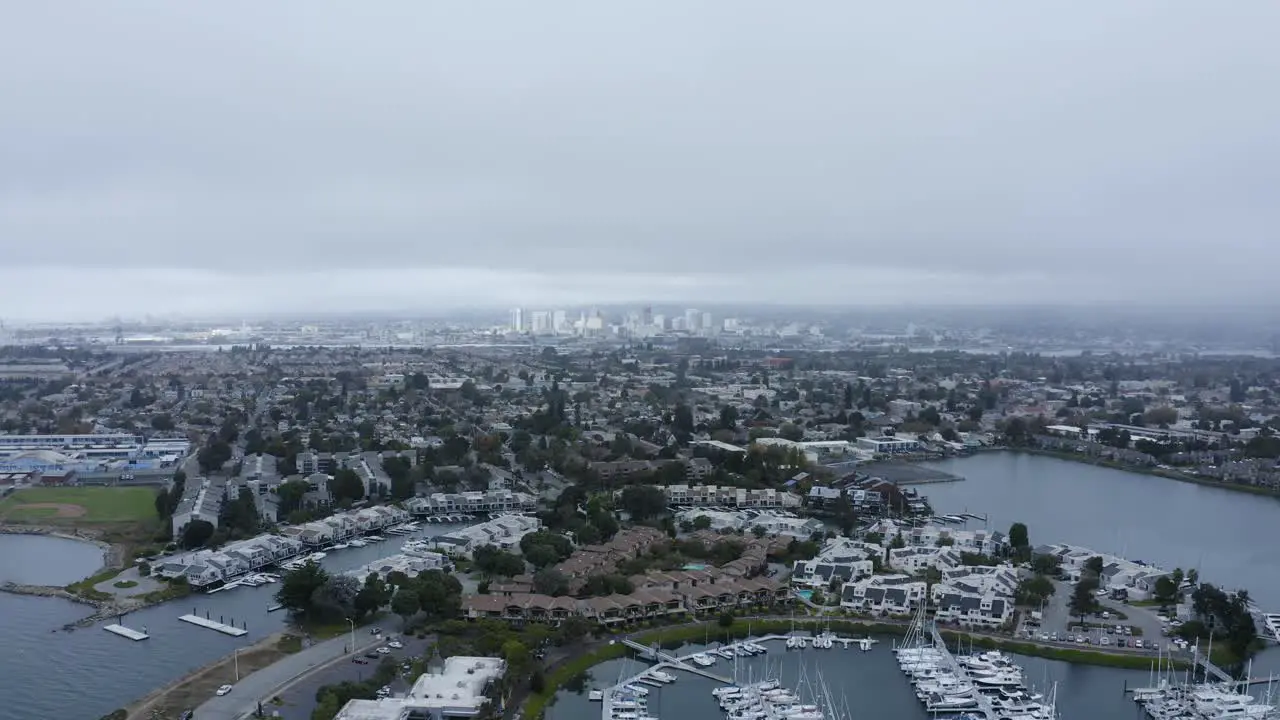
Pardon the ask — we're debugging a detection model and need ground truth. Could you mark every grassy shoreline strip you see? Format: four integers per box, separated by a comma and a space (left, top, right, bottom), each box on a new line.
522, 618, 1176, 719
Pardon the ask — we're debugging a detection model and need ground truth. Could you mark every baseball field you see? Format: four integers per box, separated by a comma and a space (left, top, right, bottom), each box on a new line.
0, 486, 158, 523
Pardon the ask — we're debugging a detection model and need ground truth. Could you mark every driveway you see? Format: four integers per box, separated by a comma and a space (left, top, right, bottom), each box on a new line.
194, 625, 400, 720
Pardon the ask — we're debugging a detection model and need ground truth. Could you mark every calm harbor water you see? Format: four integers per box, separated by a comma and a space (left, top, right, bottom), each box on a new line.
545, 639, 1156, 720
0, 533, 106, 585
920, 453, 1280, 608
0, 523, 468, 720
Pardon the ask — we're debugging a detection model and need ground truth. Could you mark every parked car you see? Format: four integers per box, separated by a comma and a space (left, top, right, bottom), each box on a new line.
388, 640, 404, 649
216, 684, 234, 696
377, 647, 392, 655
371, 627, 382, 635
365, 652, 380, 659
352, 657, 369, 664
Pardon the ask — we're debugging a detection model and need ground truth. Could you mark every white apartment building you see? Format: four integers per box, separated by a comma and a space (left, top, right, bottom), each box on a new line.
334, 657, 505, 720
868, 519, 1007, 557
790, 538, 876, 589
347, 552, 447, 582
840, 575, 928, 615
428, 514, 541, 558
674, 508, 824, 539
662, 484, 801, 509
856, 436, 921, 454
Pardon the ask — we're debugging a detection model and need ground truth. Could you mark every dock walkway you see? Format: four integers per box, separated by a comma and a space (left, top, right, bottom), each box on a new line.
179, 614, 248, 637
103, 624, 149, 641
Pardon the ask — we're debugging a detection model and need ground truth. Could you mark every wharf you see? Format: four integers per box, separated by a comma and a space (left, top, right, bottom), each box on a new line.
926, 624, 996, 718
602, 637, 780, 720
179, 614, 248, 637
103, 624, 149, 641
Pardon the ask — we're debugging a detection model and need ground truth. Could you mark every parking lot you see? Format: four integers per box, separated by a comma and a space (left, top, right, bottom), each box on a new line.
266, 631, 435, 720
1017, 579, 1189, 655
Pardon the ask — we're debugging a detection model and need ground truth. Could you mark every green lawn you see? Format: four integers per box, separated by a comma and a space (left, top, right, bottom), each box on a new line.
0, 486, 158, 523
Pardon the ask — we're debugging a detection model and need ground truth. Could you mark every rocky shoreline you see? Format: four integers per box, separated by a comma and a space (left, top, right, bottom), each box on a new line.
0, 525, 143, 627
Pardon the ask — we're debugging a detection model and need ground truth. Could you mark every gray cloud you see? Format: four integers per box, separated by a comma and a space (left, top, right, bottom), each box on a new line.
2, 1, 1279, 319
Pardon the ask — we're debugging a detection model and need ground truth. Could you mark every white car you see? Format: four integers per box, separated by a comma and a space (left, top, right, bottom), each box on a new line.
216, 684, 234, 696
377, 647, 392, 655
388, 641, 403, 649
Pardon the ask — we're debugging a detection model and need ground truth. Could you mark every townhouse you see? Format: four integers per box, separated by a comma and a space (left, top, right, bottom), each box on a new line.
462, 568, 788, 625
674, 508, 823, 539
868, 519, 1007, 557
403, 489, 537, 516
887, 546, 962, 573
932, 592, 1012, 627
426, 514, 541, 559
929, 565, 1019, 627
347, 552, 448, 582
662, 484, 802, 509
551, 526, 668, 592
281, 505, 410, 547
839, 575, 928, 615
790, 537, 877, 589
156, 533, 306, 587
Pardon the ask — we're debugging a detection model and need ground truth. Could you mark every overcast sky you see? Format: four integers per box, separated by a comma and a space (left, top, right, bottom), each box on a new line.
2, 2, 1279, 321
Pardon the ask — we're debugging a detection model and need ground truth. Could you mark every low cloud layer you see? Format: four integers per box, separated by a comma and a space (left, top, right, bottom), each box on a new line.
2, 2, 1278, 320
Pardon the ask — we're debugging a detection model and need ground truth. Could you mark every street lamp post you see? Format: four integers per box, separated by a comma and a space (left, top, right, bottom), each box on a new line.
347, 617, 356, 655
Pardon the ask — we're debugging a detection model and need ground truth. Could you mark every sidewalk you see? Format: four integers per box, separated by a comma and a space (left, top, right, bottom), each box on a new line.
194, 630, 385, 720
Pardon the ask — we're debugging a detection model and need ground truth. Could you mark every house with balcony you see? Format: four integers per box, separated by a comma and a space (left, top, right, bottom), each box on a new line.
840, 575, 927, 615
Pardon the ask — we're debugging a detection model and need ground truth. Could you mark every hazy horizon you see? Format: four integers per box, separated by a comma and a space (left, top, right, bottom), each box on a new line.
3, 1, 1279, 321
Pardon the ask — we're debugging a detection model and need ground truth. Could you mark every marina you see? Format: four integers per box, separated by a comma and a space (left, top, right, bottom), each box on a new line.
893, 603, 1059, 719
178, 614, 248, 637
596, 634, 883, 720
103, 624, 149, 641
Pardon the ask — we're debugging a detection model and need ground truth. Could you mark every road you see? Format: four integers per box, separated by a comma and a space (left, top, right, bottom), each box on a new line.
268, 634, 435, 720
193, 629, 389, 720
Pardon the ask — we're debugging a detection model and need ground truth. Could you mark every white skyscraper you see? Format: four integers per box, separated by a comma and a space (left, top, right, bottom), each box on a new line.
684, 308, 700, 331
531, 311, 552, 334
510, 308, 525, 333
552, 310, 567, 334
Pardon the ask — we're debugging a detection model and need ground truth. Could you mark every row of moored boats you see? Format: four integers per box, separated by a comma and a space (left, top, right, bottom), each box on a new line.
714, 680, 825, 720
897, 645, 1056, 719
1134, 682, 1279, 719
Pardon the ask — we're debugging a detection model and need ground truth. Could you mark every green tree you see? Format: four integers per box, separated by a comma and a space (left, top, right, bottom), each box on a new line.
533, 568, 569, 596
778, 423, 804, 442
329, 468, 365, 504
1084, 556, 1104, 577
391, 587, 421, 623
180, 519, 215, 549
276, 561, 331, 616
619, 485, 667, 521
1068, 576, 1101, 624
1007, 522, 1030, 561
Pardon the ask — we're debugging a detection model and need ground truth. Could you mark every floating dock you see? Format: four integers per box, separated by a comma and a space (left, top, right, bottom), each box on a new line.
103, 624, 149, 641
179, 614, 248, 636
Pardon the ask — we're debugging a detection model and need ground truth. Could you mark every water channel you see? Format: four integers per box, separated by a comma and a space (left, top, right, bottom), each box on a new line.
920, 452, 1280, 608
0, 522, 468, 720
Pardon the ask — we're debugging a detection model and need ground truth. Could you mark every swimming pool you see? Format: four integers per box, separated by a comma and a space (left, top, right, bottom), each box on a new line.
795, 589, 814, 601
682, 563, 708, 571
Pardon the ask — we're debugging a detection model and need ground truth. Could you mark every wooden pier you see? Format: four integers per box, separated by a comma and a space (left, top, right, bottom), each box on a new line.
103, 624, 149, 641
179, 614, 247, 637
